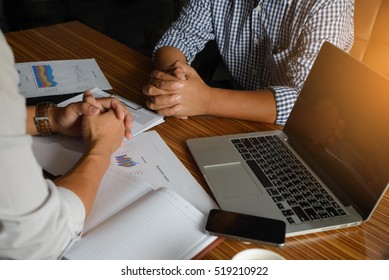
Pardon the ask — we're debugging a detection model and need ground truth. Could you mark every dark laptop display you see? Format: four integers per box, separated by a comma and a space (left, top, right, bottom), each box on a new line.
285, 44, 389, 220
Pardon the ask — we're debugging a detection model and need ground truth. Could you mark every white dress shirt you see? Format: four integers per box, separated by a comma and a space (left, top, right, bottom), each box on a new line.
0, 30, 85, 259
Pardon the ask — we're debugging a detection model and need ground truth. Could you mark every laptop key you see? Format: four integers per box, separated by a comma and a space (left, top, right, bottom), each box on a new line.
337, 209, 347, 216
277, 186, 288, 193
267, 188, 279, 196
272, 196, 284, 202
325, 207, 340, 217
318, 211, 331, 219
287, 199, 298, 206
245, 160, 273, 188
292, 206, 310, 222
304, 208, 320, 220
299, 201, 310, 208
307, 197, 319, 205
241, 138, 254, 149
319, 200, 331, 207
287, 217, 295, 224
282, 209, 294, 217
276, 203, 285, 210
313, 205, 325, 212
241, 153, 253, 160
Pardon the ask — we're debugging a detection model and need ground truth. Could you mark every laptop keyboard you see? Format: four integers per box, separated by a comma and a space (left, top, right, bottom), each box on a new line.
231, 135, 347, 224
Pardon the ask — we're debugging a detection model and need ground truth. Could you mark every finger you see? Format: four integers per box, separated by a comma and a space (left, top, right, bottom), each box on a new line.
156, 104, 182, 117
146, 94, 181, 110
69, 100, 101, 116
93, 97, 129, 120
147, 78, 184, 91
143, 84, 181, 97
123, 113, 133, 140
150, 69, 182, 81
146, 99, 172, 111
172, 61, 191, 77
171, 67, 187, 80
164, 62, 188, 81
146, 99, 174, 111
83, 90, 103, 110
107, 97, 126, 120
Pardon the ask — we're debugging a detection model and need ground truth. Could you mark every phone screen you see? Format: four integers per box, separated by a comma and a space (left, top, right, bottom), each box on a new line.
205, 209, 286, 247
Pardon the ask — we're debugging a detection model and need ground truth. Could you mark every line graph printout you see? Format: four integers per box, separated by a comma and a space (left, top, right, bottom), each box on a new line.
16, 59, 112, 97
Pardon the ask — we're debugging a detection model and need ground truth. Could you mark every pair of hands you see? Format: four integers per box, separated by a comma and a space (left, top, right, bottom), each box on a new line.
53, 90, 132, 155
142, 61, 211, 119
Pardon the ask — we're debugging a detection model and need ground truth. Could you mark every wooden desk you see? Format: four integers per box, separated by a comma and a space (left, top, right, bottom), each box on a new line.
5, 21, 389, 260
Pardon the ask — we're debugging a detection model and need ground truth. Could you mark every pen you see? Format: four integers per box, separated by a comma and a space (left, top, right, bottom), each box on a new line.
111, 94, 143, 110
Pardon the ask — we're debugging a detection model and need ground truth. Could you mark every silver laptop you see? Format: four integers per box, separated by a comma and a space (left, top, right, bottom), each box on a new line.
187, 42, 389, 237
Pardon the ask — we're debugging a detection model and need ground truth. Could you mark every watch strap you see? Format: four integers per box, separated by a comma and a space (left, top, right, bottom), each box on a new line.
35, 102, 55, 136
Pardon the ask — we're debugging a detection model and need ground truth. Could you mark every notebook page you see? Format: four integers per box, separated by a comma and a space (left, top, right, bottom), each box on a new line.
83, 167, 153, 233
64, 187, 216, 260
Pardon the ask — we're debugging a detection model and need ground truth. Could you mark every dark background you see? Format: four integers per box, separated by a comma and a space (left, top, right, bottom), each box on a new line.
0, 0, 226, 86
1, 0, 188, 56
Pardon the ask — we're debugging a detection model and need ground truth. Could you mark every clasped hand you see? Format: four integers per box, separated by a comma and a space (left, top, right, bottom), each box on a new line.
52, 90, 132, 154
142, 60, 212, 118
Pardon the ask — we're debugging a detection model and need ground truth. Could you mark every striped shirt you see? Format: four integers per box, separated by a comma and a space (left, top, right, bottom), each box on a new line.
154, 0, 354, 125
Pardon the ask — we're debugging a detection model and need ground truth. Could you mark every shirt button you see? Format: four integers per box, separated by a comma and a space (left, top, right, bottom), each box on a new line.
255, 5, 262, 12
251, 69, 258, 76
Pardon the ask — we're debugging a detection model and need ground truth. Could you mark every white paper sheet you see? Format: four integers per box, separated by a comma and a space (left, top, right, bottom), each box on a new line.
16, 59, 112, 98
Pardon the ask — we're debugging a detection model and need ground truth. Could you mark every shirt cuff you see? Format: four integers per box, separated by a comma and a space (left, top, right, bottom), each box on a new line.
56, 186, 86, 229
270, 86, 299, 126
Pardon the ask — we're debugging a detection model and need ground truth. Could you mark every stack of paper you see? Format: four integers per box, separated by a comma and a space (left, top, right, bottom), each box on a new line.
32, 131, 219, 259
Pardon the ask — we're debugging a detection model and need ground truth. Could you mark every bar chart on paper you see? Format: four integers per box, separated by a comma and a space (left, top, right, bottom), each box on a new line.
114, 155, 139, 168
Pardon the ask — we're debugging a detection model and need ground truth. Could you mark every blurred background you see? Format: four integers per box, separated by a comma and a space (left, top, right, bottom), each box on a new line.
0, 0, 224, 83
0, 0, 187, 56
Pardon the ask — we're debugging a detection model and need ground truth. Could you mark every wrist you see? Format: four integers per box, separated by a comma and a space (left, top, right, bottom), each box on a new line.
203, 86, 215, 115
34, 102, 57, 136
85, 142, 114, 161
47, 104, 59, 133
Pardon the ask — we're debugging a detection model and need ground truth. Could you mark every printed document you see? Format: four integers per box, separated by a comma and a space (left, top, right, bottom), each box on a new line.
16, 59, 112, 98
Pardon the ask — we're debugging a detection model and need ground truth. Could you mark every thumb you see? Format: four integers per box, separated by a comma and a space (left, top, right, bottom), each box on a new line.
83, 90, 102, 108
72, 102, 101, 116
89, 104, 101, 115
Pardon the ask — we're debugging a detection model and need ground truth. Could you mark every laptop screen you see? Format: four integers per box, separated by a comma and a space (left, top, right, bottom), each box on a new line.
284, 42, 389, 220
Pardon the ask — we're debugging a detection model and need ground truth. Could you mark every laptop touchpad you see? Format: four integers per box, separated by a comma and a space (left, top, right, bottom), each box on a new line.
204, 162, 263, 200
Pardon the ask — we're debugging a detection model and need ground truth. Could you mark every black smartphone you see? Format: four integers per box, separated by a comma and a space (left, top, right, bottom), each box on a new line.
205, 209, 286, 247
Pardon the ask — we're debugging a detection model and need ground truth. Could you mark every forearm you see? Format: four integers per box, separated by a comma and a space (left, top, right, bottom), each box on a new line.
26, 106, 40, 135
153, 46, 187, 70
54, 147, 111, 218
207, 87, 277, 123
